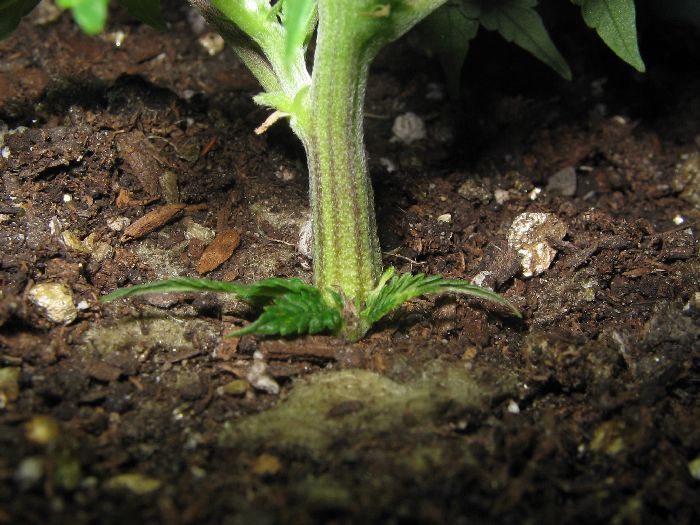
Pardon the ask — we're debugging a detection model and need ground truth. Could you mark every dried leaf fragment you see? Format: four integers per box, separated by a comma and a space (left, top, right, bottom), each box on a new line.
196, 229, 241, 274
115, 131, 163, 197
121, 204, 186, 242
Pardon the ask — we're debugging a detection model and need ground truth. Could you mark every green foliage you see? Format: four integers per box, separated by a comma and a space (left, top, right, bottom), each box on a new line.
419, 2, 479, 97
101, 271, 517, 340
56, 0, 109, 35
230, 287, 342, 336
572, 0, 645, 72
477, 0, 572, 80
100, 276, 343, 337
117, 0, 165, 31
281, 0, 317, 69
100, 277, 248, 302
421, 0, 571, 98
360, 267, 521, 327
0, 0, 40, 40
101, 276, 319, 307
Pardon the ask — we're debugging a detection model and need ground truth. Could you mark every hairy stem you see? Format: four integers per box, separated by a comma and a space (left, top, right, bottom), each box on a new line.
303, 0, 385, 307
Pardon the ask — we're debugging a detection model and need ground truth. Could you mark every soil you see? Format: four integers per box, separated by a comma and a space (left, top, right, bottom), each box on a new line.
1, 3, 699, 525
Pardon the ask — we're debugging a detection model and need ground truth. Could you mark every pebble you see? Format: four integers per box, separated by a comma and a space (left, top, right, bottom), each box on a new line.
437, 213, 452, 224
494, 188, 511, 205
546, 166, 577, 197
379, 157, 397, 173
425, 82, 445, 101
184, 219, 216, 244
104, 473, 162, 495
198, 32, 225, 56
14, 457, 44, 489
25, 415, 60, 445
507, 212, 567, 278
28, 283, 78, 324
219, 379, 249, 397
471, 271, 494, 290
275, 166, 296, 181
689, 456, 700, 481
175, 370, 205, 401
251, 453, 282, 477
391, 112, 426, 145
297, 218, 313, 259
246, 352, 280, 395
0, 367, 20, 408
62, 230, 90, 253
107, 217, 131, 232
528, 187, 542, 200
457, 178, 492, 204
672, 152, 700, 206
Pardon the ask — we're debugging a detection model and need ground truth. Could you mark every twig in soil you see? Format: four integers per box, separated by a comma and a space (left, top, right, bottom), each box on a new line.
215, 363, 246, 376
0, 206, 24, 215
550, 235, 634, 271
199, 136, 218, 159
383, 250, 426, 266
166, 349, 205, 366
262, 233, 296, 248
128, 376, 145, 391
193, 384, 215, 413
647, 221, 698, 245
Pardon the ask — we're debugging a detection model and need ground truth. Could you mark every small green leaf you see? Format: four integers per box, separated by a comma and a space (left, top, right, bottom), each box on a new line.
101, 276, 318, 307
572, 0, 645, 72
231, 287, 342, 337
100, 277, 249, 302
0, 0, 41, 40
282, 0, 317, 69
478, 0, 572, 80
56, 0, 109, 35
102, 276, 342, 337
253, 91, 294, 111
419, 2, 479, 98
235, 277, 321, 307
117, 0, 165, 31
361, 267, 521, 327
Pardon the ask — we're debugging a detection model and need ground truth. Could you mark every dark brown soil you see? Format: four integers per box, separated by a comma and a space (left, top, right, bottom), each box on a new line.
1, 4, 699, 525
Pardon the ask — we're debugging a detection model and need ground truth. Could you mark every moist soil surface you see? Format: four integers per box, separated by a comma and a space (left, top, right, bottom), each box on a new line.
1, 4, 699, 525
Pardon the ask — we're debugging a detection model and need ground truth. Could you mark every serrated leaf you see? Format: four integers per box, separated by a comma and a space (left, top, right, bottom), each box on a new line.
56, 0, 109, 35
573, 0, 644, 72
361, 267, 521, 326
100, 276, 318, 307
100, 277, 249, 302
419, 2, 479, 98
237, 277, 321, 307
231, 287, 342, 337
117, 0, 165, 31
282, 0, 316, 69
0, 0, 41, 40
478, 0, 572, 80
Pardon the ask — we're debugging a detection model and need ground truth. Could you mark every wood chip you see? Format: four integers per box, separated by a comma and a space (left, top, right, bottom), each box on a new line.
84, 360, 122, 382
116, 188, 131, 208
115, 130, 163, 197
120, 204, 186, 242
259, 338, 337, 362
196, 229, 241, 274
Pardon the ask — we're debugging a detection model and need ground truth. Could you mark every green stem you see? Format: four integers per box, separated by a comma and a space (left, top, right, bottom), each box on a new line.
302, 0, 385, 307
